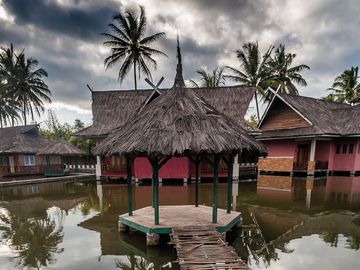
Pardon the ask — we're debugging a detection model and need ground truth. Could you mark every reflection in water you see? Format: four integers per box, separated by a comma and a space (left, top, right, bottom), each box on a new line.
0, 176, 359, 269
0, 210, 64, 269
115, 255, 154, 270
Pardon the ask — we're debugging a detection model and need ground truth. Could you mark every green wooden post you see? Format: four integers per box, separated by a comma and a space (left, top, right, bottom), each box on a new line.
126, 156, 133, 216
46, 156, 50, 174
227, 155, 233, 214
212, 156, 219, 224
151, 158, 160, 225
195, 159, 199, 207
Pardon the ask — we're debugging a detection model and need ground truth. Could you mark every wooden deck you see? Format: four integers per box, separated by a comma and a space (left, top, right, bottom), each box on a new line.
170, 226, 249, 270
119, 205, 241, 234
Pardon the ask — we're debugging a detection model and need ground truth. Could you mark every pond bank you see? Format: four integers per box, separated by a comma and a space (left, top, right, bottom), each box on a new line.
0, 173, 95, 187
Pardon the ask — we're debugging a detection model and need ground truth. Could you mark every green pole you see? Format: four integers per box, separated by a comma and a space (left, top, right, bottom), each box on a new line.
151, 158, 160, 225
46, 156, 50, 174
126, 156, 133, 216
212, 156, 219, 224
227, 156, 233, 214
195, 158, 199, 207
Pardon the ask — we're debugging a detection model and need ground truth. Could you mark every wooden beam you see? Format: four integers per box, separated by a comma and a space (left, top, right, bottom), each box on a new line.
195, 156, 200, 207
158, 156, 171, 169
227, 154, 234, 214
212, 156, 219, 224
126, 156, 133, 216
149, 157, 160, 225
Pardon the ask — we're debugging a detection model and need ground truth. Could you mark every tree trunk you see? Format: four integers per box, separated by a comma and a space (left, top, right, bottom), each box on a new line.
133, 61, 137, 91
254, 90, 260, 122
23, 99, 27, 126
0, 119, 3, 128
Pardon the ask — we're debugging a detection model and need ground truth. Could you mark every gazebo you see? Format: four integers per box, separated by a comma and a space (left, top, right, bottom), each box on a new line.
38, 139, 86, 176
94, 41, 266, 245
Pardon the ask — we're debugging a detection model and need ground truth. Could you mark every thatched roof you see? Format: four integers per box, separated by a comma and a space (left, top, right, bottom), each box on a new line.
73, 86, 258, 138
258, 93, 360, 139
37, 139, 86, 156
0, 125, 51, 154
94, 45, 266, 158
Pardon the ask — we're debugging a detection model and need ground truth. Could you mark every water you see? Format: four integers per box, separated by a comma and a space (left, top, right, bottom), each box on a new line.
0, 175, 359, 270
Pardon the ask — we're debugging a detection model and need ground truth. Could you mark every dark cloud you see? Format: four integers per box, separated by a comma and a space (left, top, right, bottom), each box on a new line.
3, 0, 120, 41
1, 0, 360, 123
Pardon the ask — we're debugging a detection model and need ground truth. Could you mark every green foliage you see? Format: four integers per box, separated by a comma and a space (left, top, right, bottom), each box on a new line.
102, 5, 167, 90
40, 110, 95, 154
225, 42, 309, 119
325, 66, 360, 103
188, 67, 226, 87
0, 43, 51, 126
0, 211, 64, 269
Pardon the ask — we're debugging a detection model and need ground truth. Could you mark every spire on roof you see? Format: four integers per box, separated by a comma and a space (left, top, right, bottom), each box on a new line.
173, 34, 185, 88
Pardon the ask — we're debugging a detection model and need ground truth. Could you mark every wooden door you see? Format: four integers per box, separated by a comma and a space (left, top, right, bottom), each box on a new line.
296, 144, 310, 170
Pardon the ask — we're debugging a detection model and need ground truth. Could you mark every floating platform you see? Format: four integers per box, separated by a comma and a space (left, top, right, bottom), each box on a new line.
119, 205, 241, 235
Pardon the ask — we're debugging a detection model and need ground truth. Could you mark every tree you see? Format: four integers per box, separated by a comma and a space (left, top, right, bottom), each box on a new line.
225, 42, 273, 120
266, 44, 310, 95
10, 52, 51, 125
326, 66, 360, 103
188, 67, 226, 87
102, 6, 167, 90
0, 94, 20, 128
0, 44, 21, 127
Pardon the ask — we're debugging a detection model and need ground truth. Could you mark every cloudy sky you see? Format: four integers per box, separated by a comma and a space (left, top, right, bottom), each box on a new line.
1, 0, 360, 126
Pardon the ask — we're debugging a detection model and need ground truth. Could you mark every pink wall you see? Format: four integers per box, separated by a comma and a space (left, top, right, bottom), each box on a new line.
264, 140, 297, 158
134, 156, 190, 179
330, 139, 358, 171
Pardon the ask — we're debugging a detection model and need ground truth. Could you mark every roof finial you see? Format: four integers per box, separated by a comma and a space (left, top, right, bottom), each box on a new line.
173, 34, 185, 88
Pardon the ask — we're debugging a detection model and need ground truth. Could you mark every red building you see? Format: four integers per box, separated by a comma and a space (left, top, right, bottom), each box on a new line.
258, 93, 360, 176
74, 86, 259, 181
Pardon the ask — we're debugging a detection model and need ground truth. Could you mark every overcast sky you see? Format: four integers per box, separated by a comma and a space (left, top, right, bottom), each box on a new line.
1, 0, 360, 126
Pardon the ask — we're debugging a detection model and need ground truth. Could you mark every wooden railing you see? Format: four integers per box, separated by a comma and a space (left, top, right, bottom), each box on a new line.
315, 161, 328, 170
101, 164, 127, 175
293, 160, 329, 171
199, 162, 228, 174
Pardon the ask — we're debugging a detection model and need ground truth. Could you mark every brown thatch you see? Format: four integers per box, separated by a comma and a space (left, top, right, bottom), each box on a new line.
258, 93, 360, 139
37, 139, 86, 156
94, 46, 266, 157
73, 86, 258, 138
0, 125, 51, 154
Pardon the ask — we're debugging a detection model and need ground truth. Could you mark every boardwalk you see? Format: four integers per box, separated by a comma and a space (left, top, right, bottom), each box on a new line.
170, 226, 249, 270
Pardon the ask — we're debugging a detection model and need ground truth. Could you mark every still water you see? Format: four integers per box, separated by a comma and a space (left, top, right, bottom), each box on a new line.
0, 175, 359, 270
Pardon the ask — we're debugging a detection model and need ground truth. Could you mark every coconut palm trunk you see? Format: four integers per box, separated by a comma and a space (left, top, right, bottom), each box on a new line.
133, 61, 137, 91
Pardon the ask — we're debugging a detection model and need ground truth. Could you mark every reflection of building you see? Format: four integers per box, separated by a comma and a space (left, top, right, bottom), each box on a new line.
256, 174, 360, 209
325, 176, 360, 207
258, 93, 360, 176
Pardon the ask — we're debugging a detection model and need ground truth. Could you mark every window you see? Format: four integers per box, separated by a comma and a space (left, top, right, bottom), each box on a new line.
342, 144, 347, 154
349, 144, 354, 154
24, 155, 35, 166
336, 144, 341, 154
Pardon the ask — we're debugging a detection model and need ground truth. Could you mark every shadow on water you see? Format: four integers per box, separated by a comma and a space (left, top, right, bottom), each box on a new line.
0, 175, 359, 269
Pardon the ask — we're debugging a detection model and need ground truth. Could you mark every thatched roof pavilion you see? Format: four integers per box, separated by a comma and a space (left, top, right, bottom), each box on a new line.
37, 139, 86, 176
94, 40, 266, 226
38, 139, 86, 156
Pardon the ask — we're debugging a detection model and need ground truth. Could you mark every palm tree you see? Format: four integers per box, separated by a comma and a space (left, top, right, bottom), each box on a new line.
0, 94, 20, 128
266, 44, 310, 95
327, 66, 360, 103
10, 52, 51, 125
225, 42, 273, 120
0, 44, 21, 127
102, 6, 167, 90
188, 67, 226, 87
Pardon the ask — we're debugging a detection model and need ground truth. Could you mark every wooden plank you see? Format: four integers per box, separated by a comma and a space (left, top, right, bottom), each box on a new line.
170, 226, 249, 270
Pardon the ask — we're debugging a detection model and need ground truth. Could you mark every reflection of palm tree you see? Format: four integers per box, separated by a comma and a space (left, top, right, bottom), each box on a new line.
346, 236, 360, 250
0, 212, 64, 269
321, 232, 338, 247
115, 254, 154, 270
